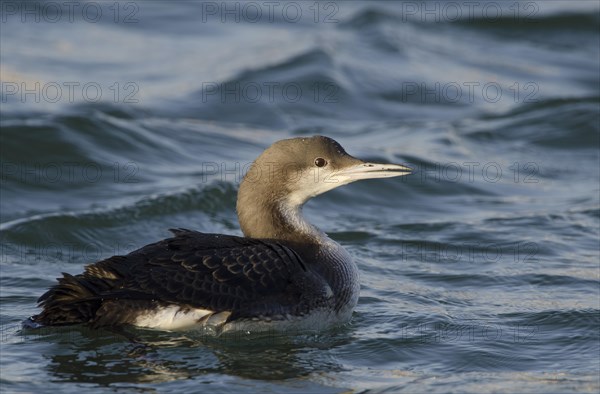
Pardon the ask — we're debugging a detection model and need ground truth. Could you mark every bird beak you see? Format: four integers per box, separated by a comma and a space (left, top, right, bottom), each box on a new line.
330, 160, 412, 184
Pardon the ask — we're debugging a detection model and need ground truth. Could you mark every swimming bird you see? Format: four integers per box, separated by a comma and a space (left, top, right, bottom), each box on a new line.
31, 136, 411, 333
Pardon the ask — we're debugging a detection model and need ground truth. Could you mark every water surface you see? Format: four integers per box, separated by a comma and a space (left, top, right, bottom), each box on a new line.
1, 1, 599, 393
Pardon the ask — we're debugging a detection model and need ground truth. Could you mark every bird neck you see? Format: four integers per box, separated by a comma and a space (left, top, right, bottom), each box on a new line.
236, 181, 324, 244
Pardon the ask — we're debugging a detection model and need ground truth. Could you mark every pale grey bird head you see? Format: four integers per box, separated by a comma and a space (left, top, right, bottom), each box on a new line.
237, 136, 411, 241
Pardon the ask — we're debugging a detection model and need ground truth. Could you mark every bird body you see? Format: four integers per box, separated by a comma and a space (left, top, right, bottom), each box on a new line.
31, 136, 410, 333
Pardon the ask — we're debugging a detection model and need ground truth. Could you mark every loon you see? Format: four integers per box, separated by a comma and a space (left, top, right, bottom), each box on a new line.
30, 136, 411, 333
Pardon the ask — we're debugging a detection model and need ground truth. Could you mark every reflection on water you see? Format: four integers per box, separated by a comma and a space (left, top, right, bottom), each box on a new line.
25, 325, 351, 385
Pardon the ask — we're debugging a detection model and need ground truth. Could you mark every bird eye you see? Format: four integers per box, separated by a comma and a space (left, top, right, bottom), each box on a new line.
314, 157, 327, 167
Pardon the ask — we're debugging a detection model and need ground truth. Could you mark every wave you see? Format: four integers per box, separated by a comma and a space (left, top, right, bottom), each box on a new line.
460, 98, 600, 149
0, 182, 237, 246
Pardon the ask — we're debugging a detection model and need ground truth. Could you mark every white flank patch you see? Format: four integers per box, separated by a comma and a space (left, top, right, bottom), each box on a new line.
131, 304, 355, 334
134, 306, 214, 330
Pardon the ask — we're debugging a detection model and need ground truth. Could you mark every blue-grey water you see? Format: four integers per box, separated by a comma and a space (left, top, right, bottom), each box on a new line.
1, 1, 599, 393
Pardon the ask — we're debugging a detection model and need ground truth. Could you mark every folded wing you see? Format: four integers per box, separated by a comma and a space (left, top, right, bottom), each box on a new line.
34, 229, 330, 327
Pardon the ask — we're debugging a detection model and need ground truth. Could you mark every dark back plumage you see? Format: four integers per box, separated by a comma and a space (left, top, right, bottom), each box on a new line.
33, 229, 332, 328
